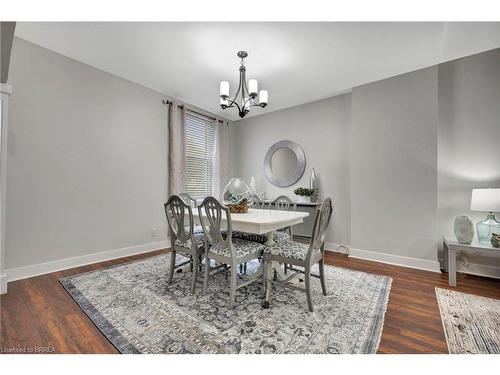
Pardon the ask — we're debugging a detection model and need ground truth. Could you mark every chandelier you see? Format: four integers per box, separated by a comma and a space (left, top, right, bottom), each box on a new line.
219, 51, 268, 118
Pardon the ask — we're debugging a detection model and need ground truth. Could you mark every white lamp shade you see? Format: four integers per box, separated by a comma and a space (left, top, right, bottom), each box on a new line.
470, 188, 500, 212
259, 90, 268, 104
248, 79, 258, 96
220, 81, 229, 97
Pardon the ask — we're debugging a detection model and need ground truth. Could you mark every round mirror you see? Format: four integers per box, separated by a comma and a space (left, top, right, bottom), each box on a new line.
264, 140, 306, 187
271, 148, 298, 179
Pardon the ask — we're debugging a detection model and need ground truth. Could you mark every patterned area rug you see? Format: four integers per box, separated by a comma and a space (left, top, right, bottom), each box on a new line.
435, 288, 500, 354
60, 254, 392, 354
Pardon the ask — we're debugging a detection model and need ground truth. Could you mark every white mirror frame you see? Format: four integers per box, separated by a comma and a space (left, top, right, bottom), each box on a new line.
264, 140, 306, 187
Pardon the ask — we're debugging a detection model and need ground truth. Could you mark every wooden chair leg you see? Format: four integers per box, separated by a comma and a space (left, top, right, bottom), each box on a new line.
319, 258, 327, 296
191, 252, 198, 294
229, 261, 237, 309
304, 265, 314, 312
168, 251, 176, 284
263, 256, 268, 295
203, 252, 210, 294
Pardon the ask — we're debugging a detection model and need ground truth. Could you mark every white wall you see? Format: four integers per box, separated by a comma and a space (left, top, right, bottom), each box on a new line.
230, 94, 352, 246
438, 48, 500, 275
6, 38, 169, 271
351, 67, 439, 265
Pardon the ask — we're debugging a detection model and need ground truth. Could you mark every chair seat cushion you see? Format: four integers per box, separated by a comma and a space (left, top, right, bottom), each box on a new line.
227, 230, 291, 244
193, 225, 204, 234
174, 231, 205, 250
210, 238, 266, 259
264, 240, 320, 261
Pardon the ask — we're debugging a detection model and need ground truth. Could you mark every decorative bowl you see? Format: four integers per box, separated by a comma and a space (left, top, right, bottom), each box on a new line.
222, 178, 254, 214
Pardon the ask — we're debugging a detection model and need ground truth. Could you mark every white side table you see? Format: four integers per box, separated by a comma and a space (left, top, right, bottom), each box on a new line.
443, 237, 500, 287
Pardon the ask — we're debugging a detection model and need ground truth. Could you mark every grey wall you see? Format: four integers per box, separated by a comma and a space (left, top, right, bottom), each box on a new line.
230, 94, 352, 246
6, 38, 168, 269
351, 67, 438, 262
438, 49, 500, 270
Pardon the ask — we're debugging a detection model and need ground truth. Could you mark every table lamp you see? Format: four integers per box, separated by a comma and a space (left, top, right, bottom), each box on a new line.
470, 188, 500, 243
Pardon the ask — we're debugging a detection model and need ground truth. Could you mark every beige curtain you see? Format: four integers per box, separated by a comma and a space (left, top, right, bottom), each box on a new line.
168, 102, 186, 196
212, 120, 231, 200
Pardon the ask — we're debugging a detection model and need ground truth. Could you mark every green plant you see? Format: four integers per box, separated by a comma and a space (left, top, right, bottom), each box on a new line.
294, 187, 314, 197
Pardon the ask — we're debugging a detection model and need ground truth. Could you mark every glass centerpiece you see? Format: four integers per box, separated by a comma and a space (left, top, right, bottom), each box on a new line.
222, 178, 254, 213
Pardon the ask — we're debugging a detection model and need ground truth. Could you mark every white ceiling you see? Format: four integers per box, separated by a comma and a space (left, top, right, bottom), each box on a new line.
15, 22, 500, 121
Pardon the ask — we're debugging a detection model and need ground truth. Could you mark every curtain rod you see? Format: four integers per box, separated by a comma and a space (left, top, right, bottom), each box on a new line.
162, 99, 225, 123
162, 99, 184, 109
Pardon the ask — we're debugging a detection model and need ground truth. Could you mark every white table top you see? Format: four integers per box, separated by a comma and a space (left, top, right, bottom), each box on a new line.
193, 208, 309, 235
443, 236, 499, 253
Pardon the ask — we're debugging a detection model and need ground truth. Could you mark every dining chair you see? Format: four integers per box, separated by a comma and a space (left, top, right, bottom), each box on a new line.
164, 195, 205, 294
179, 192, 198, 208
197, 196, 266, 308
179, 192, 204, 234
272, 195, 296, 211
271, 195, 296, 240
262, 198, 333, 312
251, 194, 268, 209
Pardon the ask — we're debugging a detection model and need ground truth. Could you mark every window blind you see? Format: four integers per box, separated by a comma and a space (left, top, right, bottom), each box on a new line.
185, 110, 216, 199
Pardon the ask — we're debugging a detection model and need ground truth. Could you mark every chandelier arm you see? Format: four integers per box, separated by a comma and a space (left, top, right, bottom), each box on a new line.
226, 98, 242, 113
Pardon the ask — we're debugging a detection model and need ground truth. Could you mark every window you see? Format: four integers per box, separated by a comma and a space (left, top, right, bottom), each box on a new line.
185, 110, 216, 199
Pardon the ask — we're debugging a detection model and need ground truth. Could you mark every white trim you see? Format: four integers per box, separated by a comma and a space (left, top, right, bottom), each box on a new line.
325, 242, 441, 273
0, 85, 12, 295
0, 83, 12, 95
3, 240, 169, 286
0, 273, 7, 294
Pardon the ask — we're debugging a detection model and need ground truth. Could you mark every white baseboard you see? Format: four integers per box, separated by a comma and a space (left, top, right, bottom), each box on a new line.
3, 240, 169, 289
325, 242, 441, 273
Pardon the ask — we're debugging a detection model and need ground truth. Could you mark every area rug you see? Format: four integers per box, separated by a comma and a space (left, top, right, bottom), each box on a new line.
60, 254, 392, 354
435, 288, 500, 354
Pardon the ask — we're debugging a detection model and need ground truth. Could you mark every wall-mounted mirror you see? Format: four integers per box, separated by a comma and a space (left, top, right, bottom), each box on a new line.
264, 140, 306, 187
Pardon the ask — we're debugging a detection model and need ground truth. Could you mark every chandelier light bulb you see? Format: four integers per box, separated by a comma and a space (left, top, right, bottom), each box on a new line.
220, 81, 229, 99
259, 90, 268, 106
248, 79, 258, 97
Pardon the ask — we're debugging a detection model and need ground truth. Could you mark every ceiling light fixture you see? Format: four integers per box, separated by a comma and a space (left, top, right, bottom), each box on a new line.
219, 51, 268, 118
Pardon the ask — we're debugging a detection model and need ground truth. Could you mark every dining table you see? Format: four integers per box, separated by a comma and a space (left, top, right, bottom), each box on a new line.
192, 207, 310, 306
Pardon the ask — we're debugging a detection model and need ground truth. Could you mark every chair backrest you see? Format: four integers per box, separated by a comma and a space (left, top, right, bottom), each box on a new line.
272, 195, 296, 211
251, 194, 266, 209
197, 196, 233, 253
164, 194, 194, 245
307, 198, 333, 259
179, 192, 198, 208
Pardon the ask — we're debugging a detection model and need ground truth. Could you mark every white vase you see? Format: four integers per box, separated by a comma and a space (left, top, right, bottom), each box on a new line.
296, 196, 311, 204
454, 216, 474, 244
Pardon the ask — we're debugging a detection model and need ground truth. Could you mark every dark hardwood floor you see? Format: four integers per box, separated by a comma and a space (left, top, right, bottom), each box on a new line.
1, 249, 499, 354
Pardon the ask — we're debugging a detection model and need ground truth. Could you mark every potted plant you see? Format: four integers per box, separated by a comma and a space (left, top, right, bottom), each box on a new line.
294, 187, 314, 204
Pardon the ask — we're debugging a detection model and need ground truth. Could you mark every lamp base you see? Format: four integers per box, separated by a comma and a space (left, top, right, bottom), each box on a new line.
476, 212, 500, 244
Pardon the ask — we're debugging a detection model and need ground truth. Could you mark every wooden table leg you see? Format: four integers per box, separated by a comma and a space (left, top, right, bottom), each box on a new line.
448, 248, 457, 287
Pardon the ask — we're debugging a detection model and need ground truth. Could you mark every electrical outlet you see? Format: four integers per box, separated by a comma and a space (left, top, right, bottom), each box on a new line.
151, 228, 158, 238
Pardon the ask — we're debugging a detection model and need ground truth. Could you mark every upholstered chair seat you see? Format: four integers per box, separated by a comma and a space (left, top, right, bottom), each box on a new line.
174, 231, 205, 249
210, 238, 266, 258
225, 230, 290, 244
264, 239, 321, 261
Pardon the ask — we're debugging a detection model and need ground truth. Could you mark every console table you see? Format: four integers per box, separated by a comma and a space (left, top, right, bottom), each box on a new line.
443, 237, 499, 287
